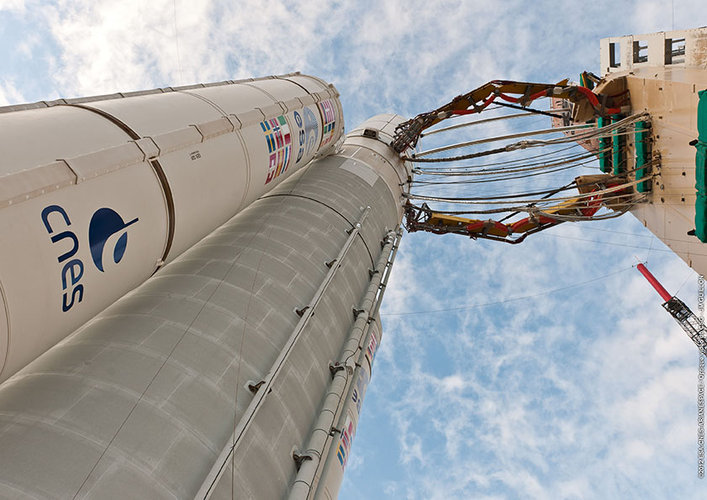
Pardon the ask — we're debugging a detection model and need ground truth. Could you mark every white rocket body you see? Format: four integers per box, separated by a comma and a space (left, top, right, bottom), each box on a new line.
0, 74, 343, 382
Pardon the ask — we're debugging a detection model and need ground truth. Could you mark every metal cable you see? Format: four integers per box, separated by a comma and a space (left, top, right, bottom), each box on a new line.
413, 151, 598, 177
405, 113, 648, 163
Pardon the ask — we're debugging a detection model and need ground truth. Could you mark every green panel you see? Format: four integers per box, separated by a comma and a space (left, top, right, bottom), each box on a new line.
580, 72, 595, 90
696, 142, 707, 242
697, 142, 707, 188
696, 142, 707, 192
695, 90, 707, 241
611, 114, 624, 175
696, 195, 707, 243
597, 116, 611, 173
635, 121, 651, 193
698, 89, 707, 143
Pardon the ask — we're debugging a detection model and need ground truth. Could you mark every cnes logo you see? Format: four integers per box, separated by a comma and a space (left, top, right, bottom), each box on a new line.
88, 208, 139, 272
41, 205, 139, 312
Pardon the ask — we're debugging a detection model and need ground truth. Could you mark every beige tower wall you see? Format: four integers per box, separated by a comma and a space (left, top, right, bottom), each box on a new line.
599, 28, 707, 275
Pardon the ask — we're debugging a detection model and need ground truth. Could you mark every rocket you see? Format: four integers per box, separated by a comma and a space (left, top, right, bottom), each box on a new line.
0, 74, 411, 498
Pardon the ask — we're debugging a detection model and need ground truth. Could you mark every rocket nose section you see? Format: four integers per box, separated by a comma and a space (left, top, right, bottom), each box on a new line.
337, 114, 413, 223
348, 113, 409, 144
343, 114, 412, 175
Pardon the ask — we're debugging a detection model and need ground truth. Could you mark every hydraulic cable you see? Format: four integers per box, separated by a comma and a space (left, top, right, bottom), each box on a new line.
493, 101, 569, 119
412, 152, 598, 180
413, 150, 598, 175
421, 109, 569, 137
406, 176, 647, 205
497, 181, 576, 223
417, 142, 588, 170
412, 164, 594, 188
408, 188, 647, 214
405, 116, 645, 163
414, 124, 595, 158
414, 165, 596, 192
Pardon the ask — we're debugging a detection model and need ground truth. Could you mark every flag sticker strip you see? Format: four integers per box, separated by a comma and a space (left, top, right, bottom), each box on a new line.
319, 99, 337, 148
366, 333, 378, 364
336, 417, 356, 469
261, 115, 292, 184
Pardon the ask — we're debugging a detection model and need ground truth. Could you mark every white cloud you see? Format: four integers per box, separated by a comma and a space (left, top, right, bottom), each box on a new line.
0, 79, 24, 105
440, 374, 465, 392
16, 32, 39, 58
43, 0, 218, 96
0, 0, 24, 12
631, 0, 707, 33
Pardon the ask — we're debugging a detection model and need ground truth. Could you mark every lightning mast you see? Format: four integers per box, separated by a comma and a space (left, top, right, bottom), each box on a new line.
637, 263, 707, 355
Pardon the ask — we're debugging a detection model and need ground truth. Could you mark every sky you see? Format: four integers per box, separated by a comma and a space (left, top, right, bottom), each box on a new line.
1, 1, 706, 498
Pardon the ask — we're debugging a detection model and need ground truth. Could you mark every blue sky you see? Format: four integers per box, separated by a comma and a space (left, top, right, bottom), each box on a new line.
1, 1, 706, 498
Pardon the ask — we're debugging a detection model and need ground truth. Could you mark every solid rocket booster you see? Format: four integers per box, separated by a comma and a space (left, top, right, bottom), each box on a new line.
0, 74, 343, 382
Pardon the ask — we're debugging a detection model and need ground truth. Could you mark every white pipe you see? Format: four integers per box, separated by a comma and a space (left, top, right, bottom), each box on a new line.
312, 228, 402, 500
288, 229, 397, 500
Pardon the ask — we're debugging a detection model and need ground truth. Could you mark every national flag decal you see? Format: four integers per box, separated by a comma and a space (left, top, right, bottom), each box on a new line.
336, 417, 356, 470
319, 99, 337, 148
261, 115, 292, 184
366, 334, 378, 363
